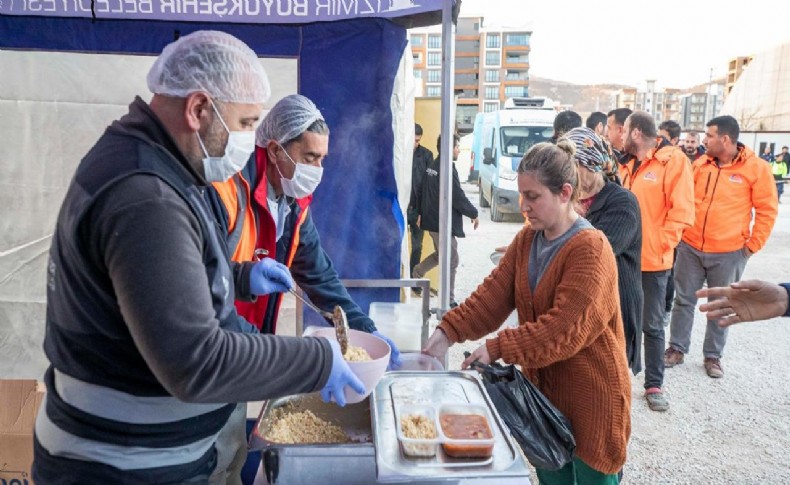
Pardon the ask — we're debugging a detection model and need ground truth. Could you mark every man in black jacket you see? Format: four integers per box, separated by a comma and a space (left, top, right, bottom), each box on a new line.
408, 123, 435, 281
413, 134, 479, 307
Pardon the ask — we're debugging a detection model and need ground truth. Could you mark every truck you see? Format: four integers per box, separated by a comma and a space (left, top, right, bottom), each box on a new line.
474, 97, 556, 221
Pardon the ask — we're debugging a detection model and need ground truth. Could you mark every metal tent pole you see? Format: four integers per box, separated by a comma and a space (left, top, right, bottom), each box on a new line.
437, 0, 456, 320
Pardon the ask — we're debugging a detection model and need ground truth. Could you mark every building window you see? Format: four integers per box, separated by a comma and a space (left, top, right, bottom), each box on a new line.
410, 35, 423, 46
413, 70, 422, 79
504, 33, 529, 46
504, 86, 528, 97
486, 34, 501, 48
484, 102, 499, 112
456, 105, 478, 125
485, 70, 500, 82
427, 52, 441, 66
505, 52, 528, 64
485, 51, 500, 66
428, 34, 441, 49
412, 53, 422, 65
427, 70, 441, 83
427, 86, 440, 97
485, 86, 499, 100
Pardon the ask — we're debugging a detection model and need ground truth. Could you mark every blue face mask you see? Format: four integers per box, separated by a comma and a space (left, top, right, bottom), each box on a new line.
196, 100, 255, 182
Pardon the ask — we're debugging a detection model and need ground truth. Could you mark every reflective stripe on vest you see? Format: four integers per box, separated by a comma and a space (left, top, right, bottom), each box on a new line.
53, 368, 227, 424
35, 396, 219, 471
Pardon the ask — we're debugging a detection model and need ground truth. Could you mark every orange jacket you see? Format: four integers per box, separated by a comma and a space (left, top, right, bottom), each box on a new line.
211, 175, 256, 262
682, 144, 778, 253
619, 140, 694, 271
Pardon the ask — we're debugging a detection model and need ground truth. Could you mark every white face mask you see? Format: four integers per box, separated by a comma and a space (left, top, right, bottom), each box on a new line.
197, 100, 255, 183
274, 142, 323, 199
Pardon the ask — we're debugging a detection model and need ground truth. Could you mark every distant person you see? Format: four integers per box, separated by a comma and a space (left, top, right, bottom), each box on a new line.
773, 155, 787, 203
549, 110, 582, 144
658, 120, 681, 146
664, 115, 777, 380
681, 131, 706, 162
760, 145, 775, 163
412, 134, 479, 308
606, 108, 632, 164
619, 111, 694, 412
657, 120, 683, 322
565, 127, 643, 375
698, 280, 790, 326
408, 123, 434, 286
778, 146, 790, 166
586, 111, 608, 137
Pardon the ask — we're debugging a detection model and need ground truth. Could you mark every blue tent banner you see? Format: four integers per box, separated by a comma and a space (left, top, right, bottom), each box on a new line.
0, 0, 443, 23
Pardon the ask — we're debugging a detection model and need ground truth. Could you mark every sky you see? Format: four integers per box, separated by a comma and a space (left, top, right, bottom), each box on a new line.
459, 0, 790, 90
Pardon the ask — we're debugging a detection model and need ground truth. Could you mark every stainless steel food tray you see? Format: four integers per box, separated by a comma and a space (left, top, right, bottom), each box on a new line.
249, 393, 376, 484
372, 370, 529, 482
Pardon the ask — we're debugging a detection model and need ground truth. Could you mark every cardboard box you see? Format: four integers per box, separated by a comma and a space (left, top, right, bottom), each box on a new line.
0, 380, 46, 484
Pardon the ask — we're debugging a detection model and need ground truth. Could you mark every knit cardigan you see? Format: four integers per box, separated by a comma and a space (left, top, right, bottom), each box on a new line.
440, 227, 631, 474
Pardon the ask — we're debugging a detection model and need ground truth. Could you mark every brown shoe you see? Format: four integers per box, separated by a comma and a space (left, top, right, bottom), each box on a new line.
704, 358, 724, 378
664, 347, 685, 367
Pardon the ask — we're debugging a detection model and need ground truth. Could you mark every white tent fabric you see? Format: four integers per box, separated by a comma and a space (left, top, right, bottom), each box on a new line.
0, 50, 297, 378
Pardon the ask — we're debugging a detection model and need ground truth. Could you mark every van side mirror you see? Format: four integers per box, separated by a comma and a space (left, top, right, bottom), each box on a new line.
483, 148, 494, 165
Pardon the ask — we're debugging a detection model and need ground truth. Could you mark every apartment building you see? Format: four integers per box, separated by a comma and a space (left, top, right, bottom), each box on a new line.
726, 56, 752, 96
613, 79, 727, 132
410, 17, 531, 133
613, 80, 682, 124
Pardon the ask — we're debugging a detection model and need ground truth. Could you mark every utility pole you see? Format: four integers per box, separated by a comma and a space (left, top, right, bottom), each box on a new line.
702, 67, 716, 124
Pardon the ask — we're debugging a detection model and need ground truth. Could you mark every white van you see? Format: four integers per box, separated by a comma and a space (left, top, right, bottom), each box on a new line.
475, 100, 556, 221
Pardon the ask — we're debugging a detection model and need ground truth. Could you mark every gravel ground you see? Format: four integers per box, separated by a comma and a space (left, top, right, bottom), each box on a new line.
431, 182, 790, 484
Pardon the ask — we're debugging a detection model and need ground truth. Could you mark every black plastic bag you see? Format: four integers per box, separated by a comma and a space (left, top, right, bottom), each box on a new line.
470, 359, 575, 471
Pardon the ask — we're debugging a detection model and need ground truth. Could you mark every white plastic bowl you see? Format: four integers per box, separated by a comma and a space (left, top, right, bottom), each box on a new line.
309, 327, 391, 404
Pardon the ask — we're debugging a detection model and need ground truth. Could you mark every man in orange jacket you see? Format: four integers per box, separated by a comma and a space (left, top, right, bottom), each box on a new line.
619, 111, 694, 412
664, 115, 778, 378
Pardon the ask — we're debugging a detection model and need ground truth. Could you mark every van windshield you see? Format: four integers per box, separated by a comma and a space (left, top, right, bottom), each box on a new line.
500, 126, 553, 157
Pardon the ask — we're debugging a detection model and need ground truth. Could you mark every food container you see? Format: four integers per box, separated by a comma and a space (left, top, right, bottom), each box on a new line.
308, 327, 390, 404
249, 393, 377, 484
369, 302, 423, 351
395, 404, 440, 457
372, 371, 530, 482
251, 372, 531, 484
438, 403, 495, 458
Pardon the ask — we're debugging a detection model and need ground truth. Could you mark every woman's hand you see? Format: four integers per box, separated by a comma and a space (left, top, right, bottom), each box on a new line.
422, 328, 451, 361
461, 343, 491, 369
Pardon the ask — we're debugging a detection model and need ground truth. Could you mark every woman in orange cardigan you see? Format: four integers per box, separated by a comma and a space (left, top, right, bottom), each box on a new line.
424, 140, 631, 484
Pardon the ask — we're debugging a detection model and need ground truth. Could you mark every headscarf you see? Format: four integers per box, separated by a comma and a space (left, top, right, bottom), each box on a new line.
563, 127, 620, 183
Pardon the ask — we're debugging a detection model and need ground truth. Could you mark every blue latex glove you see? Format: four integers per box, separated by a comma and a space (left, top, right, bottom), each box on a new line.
320, 340, 366, 407
372, 330, 402, 371
250, 258, 294, 295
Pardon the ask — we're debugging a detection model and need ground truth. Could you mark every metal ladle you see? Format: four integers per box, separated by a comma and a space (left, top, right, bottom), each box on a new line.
253, 249, 350, 353
289, 289, 350, 354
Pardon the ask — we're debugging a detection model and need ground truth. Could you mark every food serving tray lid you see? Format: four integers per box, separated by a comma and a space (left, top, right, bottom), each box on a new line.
372, 370, 529, 482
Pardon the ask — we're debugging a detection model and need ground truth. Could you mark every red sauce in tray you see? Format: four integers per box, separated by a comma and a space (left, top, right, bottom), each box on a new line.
439, 414, 494, 458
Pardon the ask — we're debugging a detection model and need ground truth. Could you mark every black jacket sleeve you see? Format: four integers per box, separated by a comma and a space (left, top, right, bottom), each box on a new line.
288, 208, 377, 333
452, 164, 479, 219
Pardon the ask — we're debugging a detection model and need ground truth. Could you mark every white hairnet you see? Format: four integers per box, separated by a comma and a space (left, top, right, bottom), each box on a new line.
256, 94, 325, 147
147, 30, 270, 104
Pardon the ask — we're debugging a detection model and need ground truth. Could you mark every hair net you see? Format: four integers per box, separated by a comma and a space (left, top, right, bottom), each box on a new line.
147, 30, 270, 104
256, 94, 325, 147
563, 127, 612, 173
